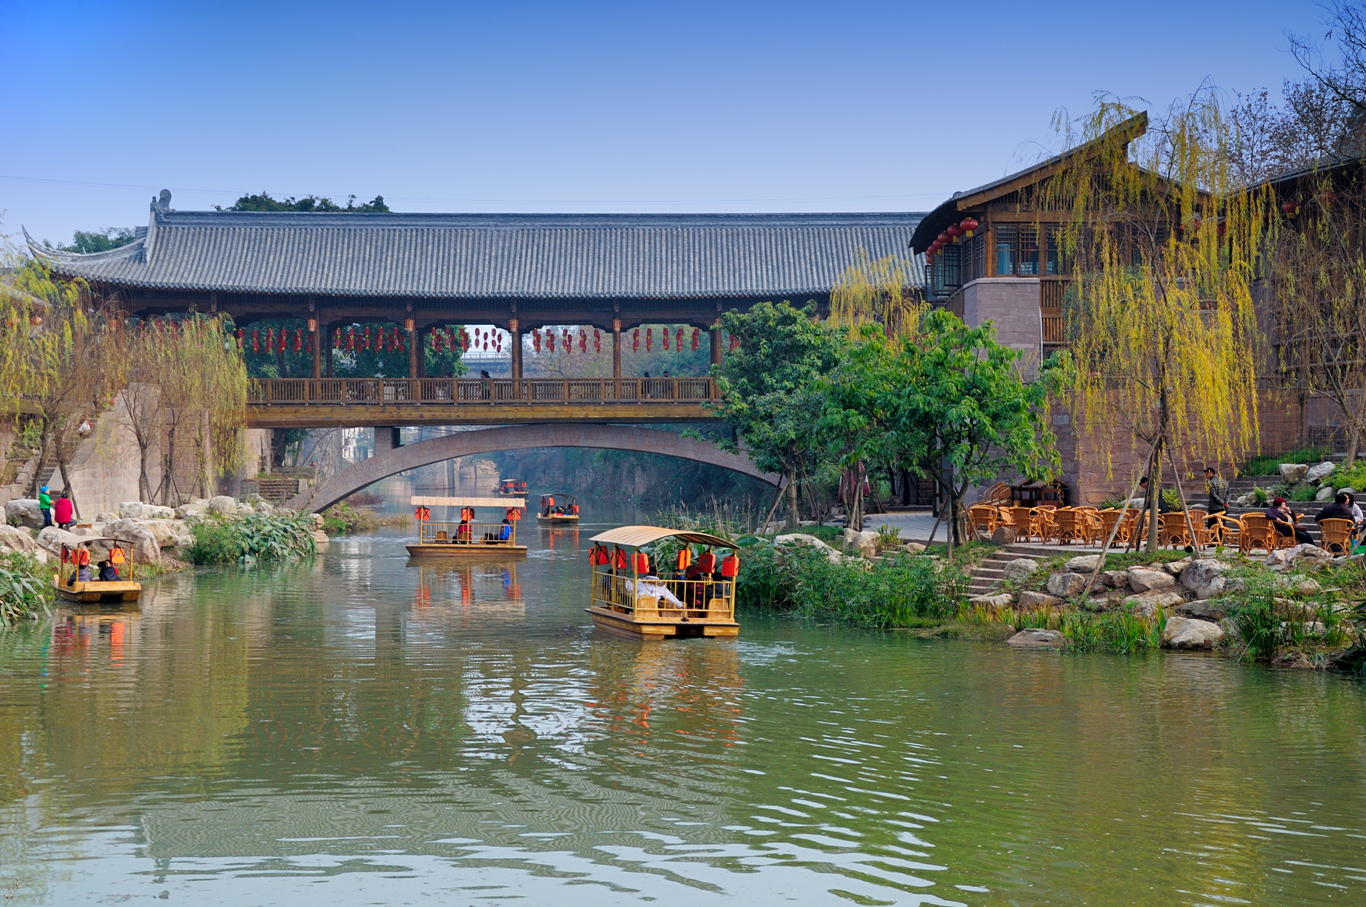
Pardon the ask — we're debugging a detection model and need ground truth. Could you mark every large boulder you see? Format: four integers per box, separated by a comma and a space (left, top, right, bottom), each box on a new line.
1307, 461, 1336, 483
1127, 566, 1176, 593
1316, 485, 1336, 502
1265, 543, 1334, 569
5, 498, 42, 529
901, 542, 926, 554
1046, 572, 1088, 597
139, 519, 195, 550
1001, 558, 1040, 584
117, 501, 145, 520
1180, 559, 1230, 599
775, 533, 844, 564
842, 529, 879, 559
207, 495, 238, 516
0, 524, 45, 562
1276, 574, 1322, 597
1163, 558, 1192, 576
1102, 569, 1131, 592
100, 518, 161, 564
1064, 554, 1103, 573
176, 499, 210, 520
1123, 589, 1186, 618
990, 526, 1017, 545
968, 592, 1012, 611
1279, 463, 1310, 485
1162, 616, 1225, 650
310, 529, 329, 553
1018, 590, 1062, 609
1176, 599, 1225, 620
35, 526, 88, 558
1007, 628, 1065, 649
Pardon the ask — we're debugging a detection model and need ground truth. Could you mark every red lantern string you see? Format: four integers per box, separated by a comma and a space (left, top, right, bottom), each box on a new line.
729, 334, 739, 351
496, 332, 502, 353
265, 328, 274, 352
594, 328, 601, 353
306, 333, 313, 354
579, 328, 586, 353
363, 326, 371, 351
347, 328, 356, 351
294, 329, 303, 353
280, 329, 287, 353
395, 327, 403, 352
691, 327, 699, 351
663, 328, 670, 351
236, 328, 245, 349
561, 329, 570, 354
252, 329, 259, 353
633, 328, 639, 352
646, 327, 652, 351
533, 330, 541, 353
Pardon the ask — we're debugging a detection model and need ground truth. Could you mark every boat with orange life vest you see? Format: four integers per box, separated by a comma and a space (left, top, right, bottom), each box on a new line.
586, 526, 740, 639
53, 538, 142, 604
406, 496, 528, 558
537, 492, 579, 525
493, 478, 528, 497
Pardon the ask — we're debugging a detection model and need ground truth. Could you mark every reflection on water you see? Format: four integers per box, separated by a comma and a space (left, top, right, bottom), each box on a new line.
1, 527, 1365, 906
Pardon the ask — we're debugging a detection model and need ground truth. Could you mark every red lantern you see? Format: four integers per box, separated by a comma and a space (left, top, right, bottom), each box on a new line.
947, 224, 963, 239
236, 328, 245, 349
937, 231, 950, 245
294, 329, 302, 353
279, 329, 288, 353
594, 328, 601, 353
251, 329, 259, 353
563, 329, 571, 353
580, 328, 587, 353
960, 217, 979, 237
662, 328, 670, 350
729, 334, 739, 351
633, 329, 639, 352
691, 327, 699, 351
363, 326, 372, 351
547, 331, 556, 353
461, 329, 469, 351
533, 330, 541, 353
676, 327, 683, 352
1281, 199, 1300, 216
646, 328, 653, 351
347, 327, 356, 351
306, 334, 313, 354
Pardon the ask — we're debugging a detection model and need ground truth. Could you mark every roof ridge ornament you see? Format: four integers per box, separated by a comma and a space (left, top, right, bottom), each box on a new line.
152, 189, 172, 213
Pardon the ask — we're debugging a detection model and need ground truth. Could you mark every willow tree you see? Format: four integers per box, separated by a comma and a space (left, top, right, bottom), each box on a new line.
830, 250, 925, 338
1267, 173, 1366, 463
150, 316, 248, 503
1046, 97, 1272, 550
0, 259, 118, 514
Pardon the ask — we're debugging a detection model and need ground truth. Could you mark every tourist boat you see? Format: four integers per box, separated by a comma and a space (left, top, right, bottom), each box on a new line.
537, 492, 579, 525
52, 538, 142, 604
493, 478, 528, 497
406, 495, 527, 558
586, 526, 740, 639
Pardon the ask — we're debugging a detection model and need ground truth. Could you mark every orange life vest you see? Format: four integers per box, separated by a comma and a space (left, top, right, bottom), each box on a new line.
506, 507, 521, 521
676, 547, 692, 571
720, 554, 739, 578
414, 506, 430, 521
697, 550, 717, 573
612, 547, 628, 570
109, 546, 126, 565
632, 551, 649, 574
75, 548, 90, 567
589, 544, 608, 566
570, 504, 579, 515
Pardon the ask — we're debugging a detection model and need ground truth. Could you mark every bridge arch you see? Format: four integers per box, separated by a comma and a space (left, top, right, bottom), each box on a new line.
285, 423, 780, 513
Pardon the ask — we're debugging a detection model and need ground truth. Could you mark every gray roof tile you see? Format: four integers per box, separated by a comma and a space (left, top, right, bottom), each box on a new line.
32, 208, 925, 300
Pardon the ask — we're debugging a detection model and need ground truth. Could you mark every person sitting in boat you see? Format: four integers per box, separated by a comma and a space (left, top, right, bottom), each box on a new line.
682, 562, 706, 606
634, 571, 685, 609
98, 559, 119, 582
68, 562, 93, 586
456, 519, 472, 543
498, 519, 512, 541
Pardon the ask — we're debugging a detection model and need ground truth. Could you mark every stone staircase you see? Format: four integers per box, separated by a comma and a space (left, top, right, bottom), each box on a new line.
965, 543, 1060, 597
256, 476, 303, 504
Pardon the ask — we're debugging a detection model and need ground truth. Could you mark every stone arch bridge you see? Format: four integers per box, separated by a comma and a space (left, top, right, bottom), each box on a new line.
285, 423, 780, 513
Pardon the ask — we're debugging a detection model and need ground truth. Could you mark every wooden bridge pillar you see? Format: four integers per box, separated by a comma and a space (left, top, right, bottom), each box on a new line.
509, 319, 523, 379
324, 325, 334, 378
310, 318, 321, 379
612, 319, 622, 378
407, 319, 419, 379
710, 320, 723, 367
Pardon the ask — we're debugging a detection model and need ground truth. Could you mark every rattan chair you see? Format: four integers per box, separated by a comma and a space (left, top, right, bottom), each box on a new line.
968, 504, 998, 538
1096, 509, 1132, 546
1052, 508, 1094, 545
1318, 517, 1355, 555
1240, 513, 1296, 554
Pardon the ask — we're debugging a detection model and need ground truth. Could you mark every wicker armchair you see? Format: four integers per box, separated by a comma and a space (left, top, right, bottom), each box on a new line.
1096, 509, 1134, 546
1052, 508, 1096, 545
1318, 517, 1355, 555
1240, 513, 1296, 554
968, 504, 999, 538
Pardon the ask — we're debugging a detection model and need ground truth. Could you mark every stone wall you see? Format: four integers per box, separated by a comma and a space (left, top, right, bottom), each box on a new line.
960, 277, 1043, 379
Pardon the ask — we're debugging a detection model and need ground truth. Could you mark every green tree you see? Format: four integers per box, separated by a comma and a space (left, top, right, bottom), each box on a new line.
856, 310, 1060, 546
218, 192, 389, 213
59, 228, 138, 254
711, 302, 841, 529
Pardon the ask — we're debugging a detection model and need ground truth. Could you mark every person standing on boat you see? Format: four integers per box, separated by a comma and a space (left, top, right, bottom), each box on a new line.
54, 491, 75, 529
39, 486, 52, 527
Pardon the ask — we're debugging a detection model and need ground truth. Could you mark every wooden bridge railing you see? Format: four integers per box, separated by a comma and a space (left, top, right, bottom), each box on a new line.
248, 377, 719, 406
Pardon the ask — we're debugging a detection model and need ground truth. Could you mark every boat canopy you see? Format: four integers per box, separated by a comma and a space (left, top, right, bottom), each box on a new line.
411, 495, 526, 508
589, 525, 735, 549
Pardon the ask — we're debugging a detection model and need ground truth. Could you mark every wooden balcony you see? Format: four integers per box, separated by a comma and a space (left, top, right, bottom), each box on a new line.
246, 377, 722, 427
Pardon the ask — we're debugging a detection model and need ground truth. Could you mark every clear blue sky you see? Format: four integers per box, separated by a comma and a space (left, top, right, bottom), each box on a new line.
0, 0, 1331, 245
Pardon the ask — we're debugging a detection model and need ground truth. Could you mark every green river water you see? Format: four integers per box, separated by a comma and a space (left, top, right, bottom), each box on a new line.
1, 526, 1364, 906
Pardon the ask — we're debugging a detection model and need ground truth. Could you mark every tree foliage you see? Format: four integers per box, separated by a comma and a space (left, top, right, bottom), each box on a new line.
59, 228, 138, 254
829, 249, 925, 339
710, 302, 842, 528
1046, 95, 1273, 549
218, 192, 389, 213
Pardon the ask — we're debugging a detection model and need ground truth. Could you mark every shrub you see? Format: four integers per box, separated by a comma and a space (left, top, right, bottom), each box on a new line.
0, 552, 50, 622
1241, 446, 1330, 477
1059, 609, 1164, 654
320, 502, 381, 536
1331, 460, 1366, 491
186, 512, 316, 565
873, 524, 903, 552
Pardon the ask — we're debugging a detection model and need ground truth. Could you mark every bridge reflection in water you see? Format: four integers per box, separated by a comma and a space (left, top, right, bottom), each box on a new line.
247, 377, 721, 426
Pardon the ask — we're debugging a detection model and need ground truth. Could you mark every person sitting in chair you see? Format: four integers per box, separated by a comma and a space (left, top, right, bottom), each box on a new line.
1268, 497, 1312, 545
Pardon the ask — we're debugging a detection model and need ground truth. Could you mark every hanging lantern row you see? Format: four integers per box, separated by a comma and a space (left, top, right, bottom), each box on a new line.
237, 327, 314, 354
924, 217, 980, 261
234, 324, 723, 357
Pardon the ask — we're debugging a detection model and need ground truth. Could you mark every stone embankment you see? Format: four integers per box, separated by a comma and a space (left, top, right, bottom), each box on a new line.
2, 495, 330, 564
970, 543, 1348, 652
